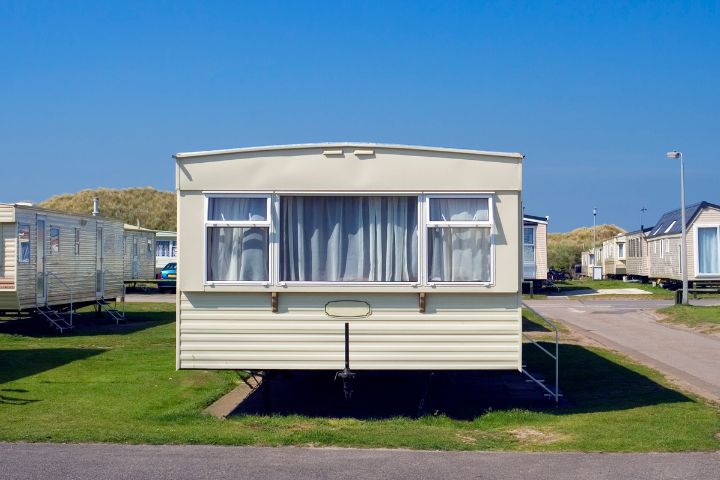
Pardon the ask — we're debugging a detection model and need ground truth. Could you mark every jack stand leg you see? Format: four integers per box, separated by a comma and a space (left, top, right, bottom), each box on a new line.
334, 322, 356, 400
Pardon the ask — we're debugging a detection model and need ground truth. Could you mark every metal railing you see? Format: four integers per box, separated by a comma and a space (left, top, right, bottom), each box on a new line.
101, 269, 126, 323
46, 271, 73, 326
522, 302, 561, 404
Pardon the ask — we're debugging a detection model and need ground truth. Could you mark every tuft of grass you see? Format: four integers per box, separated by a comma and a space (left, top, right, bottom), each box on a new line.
0, 303, 718, 451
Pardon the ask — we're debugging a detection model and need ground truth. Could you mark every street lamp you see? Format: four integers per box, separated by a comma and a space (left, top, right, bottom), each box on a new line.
666, 150, 688, 304
592, 207, 597, 278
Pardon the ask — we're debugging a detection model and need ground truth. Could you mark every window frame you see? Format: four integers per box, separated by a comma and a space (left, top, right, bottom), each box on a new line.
201, 191, 496, 287
423, 194, 495, 286
203, 193, 273, 285
617, 242, 625, 259
48, 226, 60, 256
522, 224, 536, 264
694, 224, 720, 276
17, 223, 31, 263
74, 228, 81, 256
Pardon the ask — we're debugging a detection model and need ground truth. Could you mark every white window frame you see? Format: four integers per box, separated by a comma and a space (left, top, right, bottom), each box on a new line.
203, 193, 273, 285
694, 224, 720, 276
202, 191, 497, 288
423, 193, 495, 286
617, 242, 625, 259
522, 225, 536, 264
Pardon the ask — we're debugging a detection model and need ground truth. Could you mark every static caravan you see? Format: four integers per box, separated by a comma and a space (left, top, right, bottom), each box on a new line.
0, 203, 124, 330
174, 143, 527, 383
522, 214, 548, 285
155, 230, 177, 272
602, 232, 627, 278
648, 202, 720, 285
123, 224, 156, 283
580, 247, 603, 279
625, 227, 652, 280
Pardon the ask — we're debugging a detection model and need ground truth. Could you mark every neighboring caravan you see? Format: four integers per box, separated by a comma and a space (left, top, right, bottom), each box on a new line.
647, 201, 720, 285
580, 246, 603, 279
155, 230, 177, 272
602, 232, 627, 278
625, 227, 652, 280
0, 203, 124, 330
123, 224, 156, 283
522, 214, 548, 285
174, 143, 526, 376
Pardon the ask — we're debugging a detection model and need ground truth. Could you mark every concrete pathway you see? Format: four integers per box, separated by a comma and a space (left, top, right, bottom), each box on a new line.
526, 298, 720, 402
1, 443, 718, 480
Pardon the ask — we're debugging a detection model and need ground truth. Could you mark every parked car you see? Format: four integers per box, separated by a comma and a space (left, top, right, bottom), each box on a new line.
157, 262, 176, 292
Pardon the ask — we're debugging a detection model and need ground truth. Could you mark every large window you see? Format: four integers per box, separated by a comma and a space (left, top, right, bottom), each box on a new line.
203, 193, 495, 285
697, 226, 719, 275
205, 196, 270, 282
426, 196, 492, 283
523, 225, 536, 279
280, 196, 418, 282
18, 224, 30, 263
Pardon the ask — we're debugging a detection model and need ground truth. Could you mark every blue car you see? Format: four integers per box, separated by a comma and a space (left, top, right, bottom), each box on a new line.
157, 262, 177, 292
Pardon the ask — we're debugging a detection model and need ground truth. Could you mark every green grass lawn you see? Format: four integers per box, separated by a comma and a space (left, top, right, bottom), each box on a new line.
657, 305, 720, 335
0, 303, 718, 451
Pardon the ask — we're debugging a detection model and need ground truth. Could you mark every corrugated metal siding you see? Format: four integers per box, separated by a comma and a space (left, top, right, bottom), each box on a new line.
625, 233, 649, 277
535, 223, 548, 280
15, 210, 37, 309
0, 205, 15, 223
688, 207, 720, 280
12, 207, 125, 309
648, 236, 682, 280
123, 230, 157, 281
179, 292, 521, 370
0, 223, 16, 282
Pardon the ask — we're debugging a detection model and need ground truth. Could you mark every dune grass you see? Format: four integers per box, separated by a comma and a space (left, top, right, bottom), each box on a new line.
0, 303, 718, 451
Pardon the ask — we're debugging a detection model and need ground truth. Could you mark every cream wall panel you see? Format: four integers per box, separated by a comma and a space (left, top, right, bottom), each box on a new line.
178, 148, 522, 192
535, 223, 548, 279
179, 292, 521, 370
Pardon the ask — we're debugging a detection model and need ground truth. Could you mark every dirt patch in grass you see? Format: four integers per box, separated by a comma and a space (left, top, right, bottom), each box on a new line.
509, 428, 564, 445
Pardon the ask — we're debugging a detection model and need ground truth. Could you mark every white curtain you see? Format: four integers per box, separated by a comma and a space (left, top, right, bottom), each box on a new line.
206, 227, 268, 281
281, 196, 418, 282
429, 198, 489, 221
428, 227, 491, 282
698, 227, 719, 274
208, 197, 266, 221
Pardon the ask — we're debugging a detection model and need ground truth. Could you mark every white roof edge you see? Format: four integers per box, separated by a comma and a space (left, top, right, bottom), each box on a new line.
523, 216, 548, 224
173, 143, 525, 160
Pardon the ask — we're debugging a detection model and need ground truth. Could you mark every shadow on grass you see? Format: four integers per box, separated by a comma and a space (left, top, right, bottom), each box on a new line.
0, 348, 105, 385
0, 310, 174, 338
232, 343, 691, 420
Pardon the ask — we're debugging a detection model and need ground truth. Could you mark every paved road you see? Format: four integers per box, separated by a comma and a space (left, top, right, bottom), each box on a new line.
1, 443, 718, 480
526, 298, 720, 402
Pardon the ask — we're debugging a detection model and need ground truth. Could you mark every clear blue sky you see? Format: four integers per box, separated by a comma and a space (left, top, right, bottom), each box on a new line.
1, 1, 718, 232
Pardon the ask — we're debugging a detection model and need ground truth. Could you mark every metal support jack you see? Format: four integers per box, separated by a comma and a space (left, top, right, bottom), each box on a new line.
335, 322, 356, 400
521, 302, 562, 404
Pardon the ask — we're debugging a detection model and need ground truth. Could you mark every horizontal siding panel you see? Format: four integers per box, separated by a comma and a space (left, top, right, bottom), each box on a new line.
179, 290, 522, 371
181, 333, 519, 343
181, 360, 519, 370
182, 343, 519, 352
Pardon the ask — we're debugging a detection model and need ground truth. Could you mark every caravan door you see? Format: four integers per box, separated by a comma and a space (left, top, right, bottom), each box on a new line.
36, 216, 47, 305
96, 224, 104, 298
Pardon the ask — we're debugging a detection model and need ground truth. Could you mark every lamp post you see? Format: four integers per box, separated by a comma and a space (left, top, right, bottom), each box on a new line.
592, 207, 597, 278
666, 151, 688, 304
